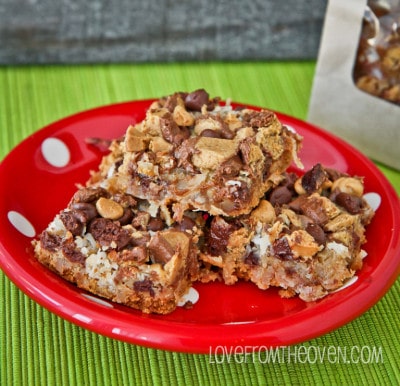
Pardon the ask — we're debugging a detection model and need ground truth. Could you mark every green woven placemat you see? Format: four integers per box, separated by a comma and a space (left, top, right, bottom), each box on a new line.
1, 62, 399, 386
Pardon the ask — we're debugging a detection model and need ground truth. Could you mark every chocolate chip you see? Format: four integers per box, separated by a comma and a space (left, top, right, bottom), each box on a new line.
113, 193, 137, 209
184, 89, 209, 111
305, 223, 326, 245
282, 172, 298, 190
40, 231, 62, 252
62, 240, 86, 264
133, 279, 155, 297
200, 129, 222, 138
273, 238, 294, 260
301, 163, 328, 194
73, 187, 108, 203
231, 181, 250, 205
120, 246, 148, 263
161, 115, 190, 145
206, 217, 240, 256
70, 202, 98, 223
88, 218, 131, 250
60, 211, 84, 236
174, 216, 196, 231
325, 167, 345, 182
163, 92, 188, 112
219, 125, 235, 139
247, 110, 275, 128
244, 251, 260, 266
147, 217, 165, 232
269, 186, 293, 206
218, 155, 243, 178
334, 192, 363, 214
116, 208, 134, 226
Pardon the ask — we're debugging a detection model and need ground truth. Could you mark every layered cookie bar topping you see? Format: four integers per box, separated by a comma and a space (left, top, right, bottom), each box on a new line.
34, 186, 201, 314
94, 89, 302, 218
33, 90, 376, 314
198, 164, 374, 301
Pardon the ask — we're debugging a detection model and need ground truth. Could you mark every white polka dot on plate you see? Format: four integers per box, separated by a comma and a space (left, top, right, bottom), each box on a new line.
331, 276, 358, 293
7, 211, 36, 237
41, 137, 70, 167
363, 192, 381, 212
178, 287, 200, 307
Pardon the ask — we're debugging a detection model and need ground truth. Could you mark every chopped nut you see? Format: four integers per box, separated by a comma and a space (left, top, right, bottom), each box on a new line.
250, 199, 276, 224
286, 230, 320, 259
192, 137, 238, 170
331, 177, 364, 197
173, 105, 195, 126
294, 177, 307, 195
96, 197, 124, 220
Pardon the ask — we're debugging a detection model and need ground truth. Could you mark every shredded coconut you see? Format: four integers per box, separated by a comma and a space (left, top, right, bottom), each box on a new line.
326, 241, 349, 256
85, 251, 118, 287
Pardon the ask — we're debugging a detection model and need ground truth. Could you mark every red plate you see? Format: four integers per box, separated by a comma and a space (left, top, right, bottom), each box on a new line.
0, 100, 399, 354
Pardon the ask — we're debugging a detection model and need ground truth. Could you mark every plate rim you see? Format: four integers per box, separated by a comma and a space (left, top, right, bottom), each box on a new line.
0, 99, 399, 354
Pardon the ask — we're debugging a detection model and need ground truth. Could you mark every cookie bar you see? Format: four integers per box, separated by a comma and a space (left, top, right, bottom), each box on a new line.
33, 186, 201, 314
198, 164, 375, 301
92, 89, 302, 219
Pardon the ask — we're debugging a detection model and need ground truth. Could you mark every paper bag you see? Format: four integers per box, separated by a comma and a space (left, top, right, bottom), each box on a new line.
308, 0, 400, 169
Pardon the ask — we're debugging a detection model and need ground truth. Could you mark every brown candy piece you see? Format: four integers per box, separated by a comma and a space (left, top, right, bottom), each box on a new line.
269, 186, 293, 206
184, 89, 209, 111
305, 223, 326, 245
148, 233, 175, 264
334, 192, 363, 214
70, 202, 98, 223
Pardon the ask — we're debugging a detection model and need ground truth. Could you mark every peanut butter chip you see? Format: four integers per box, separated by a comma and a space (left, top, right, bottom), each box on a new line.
192, 137, 238, 170
125, 125, 149, 152
96, 197, 124, 220
173, 105, 195, 126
